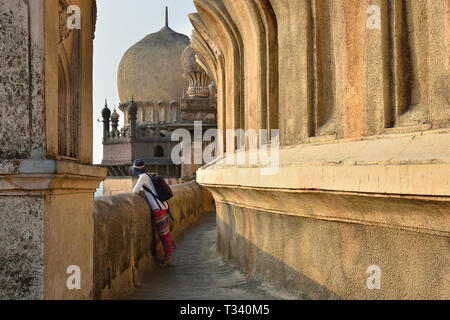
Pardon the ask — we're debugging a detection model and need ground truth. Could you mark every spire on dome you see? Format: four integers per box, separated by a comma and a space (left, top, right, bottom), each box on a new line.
165, 6, 169, 27
102, 98, 111, 118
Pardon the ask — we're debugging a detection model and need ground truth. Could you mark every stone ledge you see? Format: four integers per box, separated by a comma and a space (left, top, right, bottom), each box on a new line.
0, 159, 107, 176
0, 160, 107, 193
197, 132, 450, 197
207, 187, 450, 237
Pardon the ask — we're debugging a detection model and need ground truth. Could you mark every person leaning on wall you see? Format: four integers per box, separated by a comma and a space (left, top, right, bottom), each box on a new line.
129, 159, 176, 267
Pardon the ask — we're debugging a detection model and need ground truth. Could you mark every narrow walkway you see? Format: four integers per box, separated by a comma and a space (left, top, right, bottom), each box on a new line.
128, 212, 284, 300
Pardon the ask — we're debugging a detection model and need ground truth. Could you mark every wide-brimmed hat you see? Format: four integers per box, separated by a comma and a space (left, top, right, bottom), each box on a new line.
129, 159, 146, 176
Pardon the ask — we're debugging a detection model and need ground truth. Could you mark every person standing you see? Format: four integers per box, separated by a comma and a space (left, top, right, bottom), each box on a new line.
130, 160, 176, 267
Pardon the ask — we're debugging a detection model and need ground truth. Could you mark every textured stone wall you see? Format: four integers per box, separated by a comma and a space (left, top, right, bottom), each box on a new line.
192, 0, 450, 300
0, 160, 106, 300
0, 0, 104, 300
190, 0, 449, 151
93, 182, 214, 299
102, 177, 182, 196
0, 197, 44, 300
0, 0, 45, 159
215, 200, 450, 300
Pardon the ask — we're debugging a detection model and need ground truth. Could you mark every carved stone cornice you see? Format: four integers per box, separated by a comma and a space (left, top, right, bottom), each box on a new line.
198, 131, 450, 236
198, 131, 450, 197
0, 160, 107, 195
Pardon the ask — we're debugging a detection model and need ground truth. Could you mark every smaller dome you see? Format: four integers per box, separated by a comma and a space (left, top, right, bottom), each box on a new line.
102, 99, 111, 118
128, 100, 137, 115
111, 109, 119, 120
181, 45, 203, 74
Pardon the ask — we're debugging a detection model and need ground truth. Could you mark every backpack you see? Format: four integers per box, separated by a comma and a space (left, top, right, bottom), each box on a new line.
143, 173, 173, 202
142, 173, 175, 221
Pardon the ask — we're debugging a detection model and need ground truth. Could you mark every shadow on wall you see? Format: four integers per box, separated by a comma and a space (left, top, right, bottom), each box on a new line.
216, 206, 339, 300
215, 199, 450, 300
92, 181, 215, 300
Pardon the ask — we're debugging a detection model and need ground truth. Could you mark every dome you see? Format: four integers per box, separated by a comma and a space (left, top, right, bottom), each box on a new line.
118, 25, 190, 103
102, 100, 111, 118
111, 109, 119, 120
181, 45, 203, 74
127, 100, 137, 115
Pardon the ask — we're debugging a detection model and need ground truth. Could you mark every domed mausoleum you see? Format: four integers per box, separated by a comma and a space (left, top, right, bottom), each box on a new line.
117, 23, 190, 103
100, 8, 217, 195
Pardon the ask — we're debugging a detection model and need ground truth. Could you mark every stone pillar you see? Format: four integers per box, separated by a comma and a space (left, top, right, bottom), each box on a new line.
0, 0, 106, 300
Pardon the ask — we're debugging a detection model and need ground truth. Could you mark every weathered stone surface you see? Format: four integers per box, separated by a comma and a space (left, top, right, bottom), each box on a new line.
191, 0, 450, 300
0, 0, 46, 160
0, 197, 44, 300
0, 0, 104, 301
0, 0, 32, 159
0, 160, 106, 300
215, 201, 449, 300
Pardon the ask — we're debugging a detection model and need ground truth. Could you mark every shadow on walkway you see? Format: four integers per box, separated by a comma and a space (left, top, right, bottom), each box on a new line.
127, 212, 294, 300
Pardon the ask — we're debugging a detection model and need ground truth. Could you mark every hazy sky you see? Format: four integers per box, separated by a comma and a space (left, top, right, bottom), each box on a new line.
92, 0, 197, 164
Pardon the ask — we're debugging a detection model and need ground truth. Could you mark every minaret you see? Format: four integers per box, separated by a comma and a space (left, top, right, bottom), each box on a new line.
101, 99, 111, 141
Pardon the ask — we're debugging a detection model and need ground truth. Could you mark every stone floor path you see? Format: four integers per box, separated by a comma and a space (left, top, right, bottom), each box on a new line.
128, 212, 285, 300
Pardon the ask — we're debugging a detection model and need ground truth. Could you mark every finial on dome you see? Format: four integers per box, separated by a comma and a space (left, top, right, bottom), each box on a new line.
165, 6, 169, 27
102, 98, 111, 118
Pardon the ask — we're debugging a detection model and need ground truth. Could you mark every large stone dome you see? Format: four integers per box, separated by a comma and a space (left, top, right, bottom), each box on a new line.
117, 26, 190, 103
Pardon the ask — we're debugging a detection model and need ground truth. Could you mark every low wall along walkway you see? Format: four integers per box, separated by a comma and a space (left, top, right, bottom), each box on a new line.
93, 181, 214, 300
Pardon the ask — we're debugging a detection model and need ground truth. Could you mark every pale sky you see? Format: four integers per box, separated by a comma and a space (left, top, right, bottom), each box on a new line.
92, 0, 197, 164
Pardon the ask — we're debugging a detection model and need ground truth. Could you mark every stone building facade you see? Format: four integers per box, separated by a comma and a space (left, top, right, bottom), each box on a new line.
192, 0, 450, 299
101, 15, 216, 195
0, 0, 106, 299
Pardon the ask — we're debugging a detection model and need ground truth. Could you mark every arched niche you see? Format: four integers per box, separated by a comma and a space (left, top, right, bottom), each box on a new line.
154, 146, 164, 158
169, 100, 179, 123
57, 27, 81, 160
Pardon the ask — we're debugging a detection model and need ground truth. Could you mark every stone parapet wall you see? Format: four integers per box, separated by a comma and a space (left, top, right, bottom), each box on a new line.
93, 181, 214, 299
